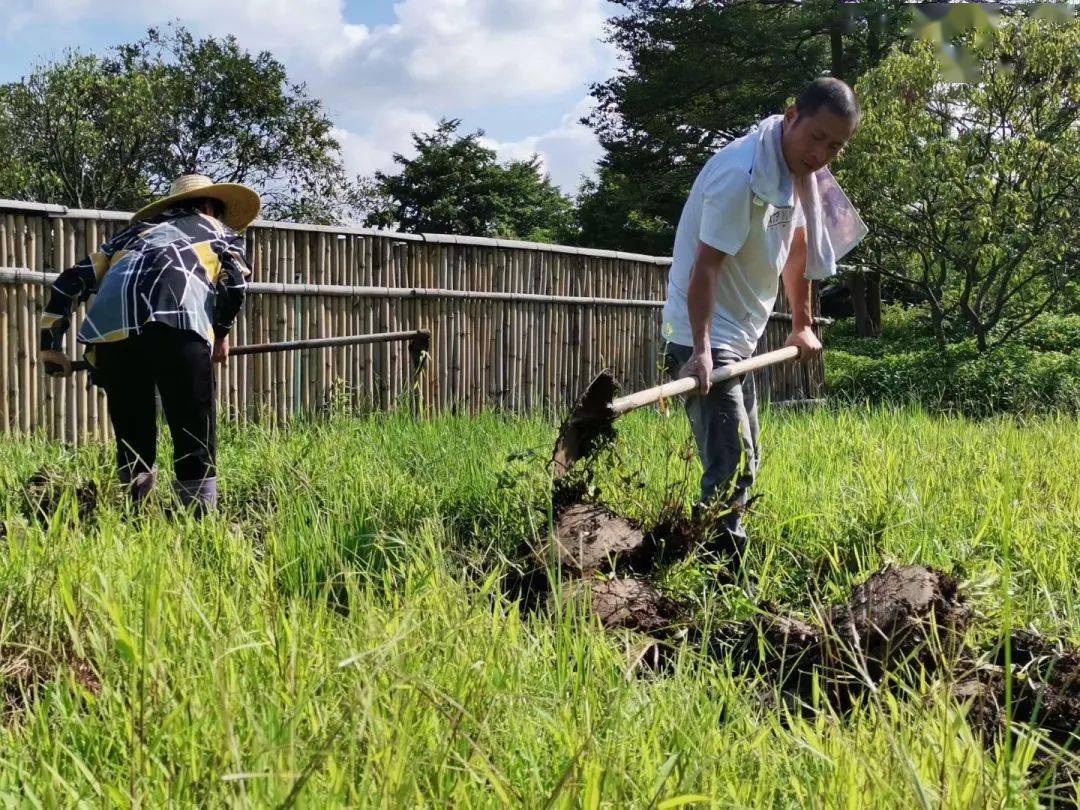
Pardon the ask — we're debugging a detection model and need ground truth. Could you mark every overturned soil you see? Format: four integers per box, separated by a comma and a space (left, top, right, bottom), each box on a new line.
507, 478, 1080, 800
957, 630, 1080, 746
515, 497, 729, 597
567, 576, 686, 637
534, 407, 1079, 798
2, 650, 101, 721
22, 468, 99, 526
712, 565, 971, 709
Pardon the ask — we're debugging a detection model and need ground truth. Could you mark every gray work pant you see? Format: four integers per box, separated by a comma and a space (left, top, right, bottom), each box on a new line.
664, 344, 760, 544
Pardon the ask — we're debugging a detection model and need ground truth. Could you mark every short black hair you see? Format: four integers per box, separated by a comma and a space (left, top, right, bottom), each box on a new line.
795, 77, 861, 122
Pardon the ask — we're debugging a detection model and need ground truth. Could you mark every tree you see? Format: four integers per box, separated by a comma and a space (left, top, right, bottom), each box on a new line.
0, 24, 358, 222
0, 51, 160, 210
363, 119, 577, 241
579, 0, 912, 255
119, 26, 351, 220
837, 15, 1080, 351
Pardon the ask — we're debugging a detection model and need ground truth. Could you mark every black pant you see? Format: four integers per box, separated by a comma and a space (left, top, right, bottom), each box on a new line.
93, 323, 216, 484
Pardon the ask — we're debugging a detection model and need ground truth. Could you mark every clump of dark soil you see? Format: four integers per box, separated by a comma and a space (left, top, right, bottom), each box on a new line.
514, 493, 732, 601
537, 393, 1080, 800
969, 629, 1080, 742
713, 565, 970, 709
22, 468, 99, 526
2, 650, 101, 721
552, 503, 652, 576
953, 630, 1080, 802
567, 576, 687, 637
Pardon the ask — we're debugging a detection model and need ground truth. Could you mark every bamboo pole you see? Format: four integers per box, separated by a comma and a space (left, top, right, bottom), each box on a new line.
387, 239, 401, 409
296, 231, 307, 416
329, 232, 340, 405
384, 239, 395, 409
14, 215, 30, 434
558, 254, 569, 409
64, 218, 79, 440
450, 248, 462, 410
364, 239, 377, 408
276, 228, 288, 423
495, 248, 507, 409
527, 250, 538, 412
482, 244, 494, 411
0, 216, 8, 435
316, 232, 328, 408
349, 235, 359, 409
469, 244, 481, 411
31, 217, 51, 437
306, 233, 318, 412
408, 238, 421, 412
512, 249, 524, 412
252, 230, 265, 422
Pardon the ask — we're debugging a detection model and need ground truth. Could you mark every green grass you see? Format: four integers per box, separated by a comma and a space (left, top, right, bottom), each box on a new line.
0, 405, 1078, 806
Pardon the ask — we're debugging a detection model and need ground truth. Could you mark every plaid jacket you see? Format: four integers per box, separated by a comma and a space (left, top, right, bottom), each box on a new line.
40, 206, 249, 355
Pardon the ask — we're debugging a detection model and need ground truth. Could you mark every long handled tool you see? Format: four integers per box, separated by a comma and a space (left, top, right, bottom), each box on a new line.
68, 330, 431, 373
552, 346, 801, 476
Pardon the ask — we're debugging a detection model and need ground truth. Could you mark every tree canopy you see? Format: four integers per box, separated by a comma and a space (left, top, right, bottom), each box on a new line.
0, 25, 355, 222
838, 14, 1080, 350
578, 0, 912, 254
362, 119, 576, 242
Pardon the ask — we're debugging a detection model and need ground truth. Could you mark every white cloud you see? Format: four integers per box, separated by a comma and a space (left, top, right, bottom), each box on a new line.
3, 0, 616, 200
481, 97, 602, 194
332, 107, 439, 177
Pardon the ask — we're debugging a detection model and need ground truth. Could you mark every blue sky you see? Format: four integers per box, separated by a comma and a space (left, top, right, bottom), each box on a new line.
0, 0, 621, 191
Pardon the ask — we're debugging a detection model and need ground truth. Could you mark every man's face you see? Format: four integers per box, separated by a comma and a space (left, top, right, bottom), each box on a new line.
781, 105, 858, 177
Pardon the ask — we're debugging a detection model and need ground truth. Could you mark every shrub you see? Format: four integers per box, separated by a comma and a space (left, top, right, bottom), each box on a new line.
826, 342, 1079, 417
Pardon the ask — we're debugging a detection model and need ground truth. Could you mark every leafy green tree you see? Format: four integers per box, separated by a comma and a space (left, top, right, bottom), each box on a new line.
579, 0, 912, 255
363, 119, 576, 242
0, 25, 357, 222
0, 51, 160, 210
119, 26, 351, 220
838, 15, 1080, 351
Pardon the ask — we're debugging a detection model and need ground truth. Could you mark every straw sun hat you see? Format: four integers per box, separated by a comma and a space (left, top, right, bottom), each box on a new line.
131, 174, 262, 231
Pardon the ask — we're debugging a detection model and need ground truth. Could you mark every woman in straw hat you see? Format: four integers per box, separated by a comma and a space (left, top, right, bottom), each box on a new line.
39, 174, 261, 516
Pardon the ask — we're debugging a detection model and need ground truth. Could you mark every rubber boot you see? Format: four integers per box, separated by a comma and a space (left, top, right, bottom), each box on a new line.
175, 476, 218, 518
119, 465, 158, 508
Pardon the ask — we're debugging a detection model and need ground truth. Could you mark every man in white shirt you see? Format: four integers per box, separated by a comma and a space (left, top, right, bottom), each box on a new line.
662, 77, 861, 564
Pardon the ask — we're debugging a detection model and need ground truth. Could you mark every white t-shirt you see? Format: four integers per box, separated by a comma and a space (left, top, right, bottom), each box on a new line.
662, 133, 804, 358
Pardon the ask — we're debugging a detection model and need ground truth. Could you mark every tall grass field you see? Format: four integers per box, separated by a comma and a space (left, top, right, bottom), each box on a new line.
1, 405, 1078, 806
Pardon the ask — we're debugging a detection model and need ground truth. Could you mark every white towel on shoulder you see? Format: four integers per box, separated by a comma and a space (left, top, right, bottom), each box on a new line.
748, 114, 867, 280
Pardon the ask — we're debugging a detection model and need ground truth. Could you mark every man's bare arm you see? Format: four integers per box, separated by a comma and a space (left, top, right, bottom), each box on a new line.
780, 227, 822, 358
681, 241, 728, 393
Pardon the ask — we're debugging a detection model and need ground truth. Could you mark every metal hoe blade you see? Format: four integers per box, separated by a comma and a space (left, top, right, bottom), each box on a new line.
550, 372, 620, 478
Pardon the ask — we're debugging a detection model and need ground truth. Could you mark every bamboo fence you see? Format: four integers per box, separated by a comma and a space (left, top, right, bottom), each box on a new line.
0, 199, 826, 442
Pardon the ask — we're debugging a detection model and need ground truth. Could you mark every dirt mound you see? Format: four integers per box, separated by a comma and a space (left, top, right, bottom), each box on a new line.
583, 577, 685, 636
22, 468, 99, 525
515, 442, 1078, 801
507, 494, 722, 613
950, 631, 1080, 804
956, 630, 1080, 746
2, 651, 101, 721
553, 504, 652, 576
529, 499, 724, 582
824, 564, 970, 680
713, 565, 969, 707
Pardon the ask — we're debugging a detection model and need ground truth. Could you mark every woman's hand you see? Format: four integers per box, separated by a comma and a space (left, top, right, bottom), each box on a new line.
41, 349, 73, 378
212, 336, 229, 364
